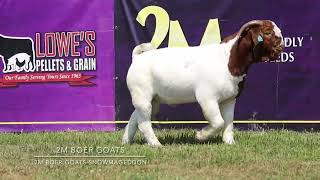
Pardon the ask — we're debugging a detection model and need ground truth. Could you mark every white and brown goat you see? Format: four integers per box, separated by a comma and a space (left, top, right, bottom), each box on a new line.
122, 20, 284, 146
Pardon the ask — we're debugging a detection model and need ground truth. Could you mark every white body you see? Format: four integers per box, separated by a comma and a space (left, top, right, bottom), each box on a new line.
124, 37, 242, 146
122, 20, 284, 146
128, 39, 245, 105
128, 39, 244, 105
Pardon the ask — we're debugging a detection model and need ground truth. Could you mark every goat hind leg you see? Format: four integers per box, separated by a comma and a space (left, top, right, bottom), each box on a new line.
133, 95, 161, 147
122, 109, 139, 144
121, 99, 162, 145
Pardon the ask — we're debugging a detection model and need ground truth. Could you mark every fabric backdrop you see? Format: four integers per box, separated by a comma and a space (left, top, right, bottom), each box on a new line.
0, 0, 319, 132
115, 0, 320, 129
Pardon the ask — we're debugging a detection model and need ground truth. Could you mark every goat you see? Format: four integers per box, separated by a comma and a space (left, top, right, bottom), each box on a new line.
123, 20, 284, 146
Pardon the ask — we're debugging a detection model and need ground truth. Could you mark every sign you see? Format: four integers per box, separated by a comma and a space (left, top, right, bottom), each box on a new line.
0, 0, 115, 132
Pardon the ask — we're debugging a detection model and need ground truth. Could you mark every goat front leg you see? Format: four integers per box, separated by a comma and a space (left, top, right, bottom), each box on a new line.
195, 94, 224, 141
195, 99, 236, 144
220, 99, 236, 144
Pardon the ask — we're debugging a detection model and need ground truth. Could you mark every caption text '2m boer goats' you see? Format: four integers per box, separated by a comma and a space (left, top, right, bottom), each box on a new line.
123, 20, 284, 147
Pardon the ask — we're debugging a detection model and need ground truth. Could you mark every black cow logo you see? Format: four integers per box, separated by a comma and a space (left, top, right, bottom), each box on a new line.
0, 34, 35, 73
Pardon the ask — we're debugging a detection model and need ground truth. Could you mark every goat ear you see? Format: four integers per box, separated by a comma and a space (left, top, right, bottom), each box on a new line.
250, 28, 265, 61
238, 20, 263, 38
250, 29, 264, 46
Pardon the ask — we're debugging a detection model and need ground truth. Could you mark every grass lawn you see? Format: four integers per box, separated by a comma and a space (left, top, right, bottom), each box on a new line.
0, 129, 319, 179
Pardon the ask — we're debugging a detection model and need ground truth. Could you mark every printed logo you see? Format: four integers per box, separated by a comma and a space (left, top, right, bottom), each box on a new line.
0, 34, 35, 73
0, 31, 97, 88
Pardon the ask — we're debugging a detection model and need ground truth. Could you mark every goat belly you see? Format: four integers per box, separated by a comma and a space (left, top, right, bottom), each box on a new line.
149, 52, 199, 104
153, 80, 197, 105
153, 66, 195, 104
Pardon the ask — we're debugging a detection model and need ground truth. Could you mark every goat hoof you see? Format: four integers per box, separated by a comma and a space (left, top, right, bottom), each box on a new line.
148, 142, 163, 147
122, 138, 133, 145
195, 131, 209, 141
223, 135, 235, 145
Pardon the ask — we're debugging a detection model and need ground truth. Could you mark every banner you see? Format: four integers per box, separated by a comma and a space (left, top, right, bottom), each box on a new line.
0, 0, 115, 132
115, 0, 320, 128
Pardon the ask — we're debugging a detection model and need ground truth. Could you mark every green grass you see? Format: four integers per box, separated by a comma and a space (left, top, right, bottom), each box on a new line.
0, 129, 320, 179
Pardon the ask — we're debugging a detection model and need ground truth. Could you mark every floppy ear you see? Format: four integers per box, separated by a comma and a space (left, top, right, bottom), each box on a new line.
238, 20, 263, 46
249, 28, 264, 46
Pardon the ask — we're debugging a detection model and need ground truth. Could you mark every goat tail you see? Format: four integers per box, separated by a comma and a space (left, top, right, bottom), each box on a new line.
132, 43, 155, 58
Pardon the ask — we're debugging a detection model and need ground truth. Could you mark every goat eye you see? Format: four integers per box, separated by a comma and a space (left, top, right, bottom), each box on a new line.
265, 32, 272, 36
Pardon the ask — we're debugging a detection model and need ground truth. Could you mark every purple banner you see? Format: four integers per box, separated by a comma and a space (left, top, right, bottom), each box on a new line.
115, 0, 320, 128
0, 0, 115, 132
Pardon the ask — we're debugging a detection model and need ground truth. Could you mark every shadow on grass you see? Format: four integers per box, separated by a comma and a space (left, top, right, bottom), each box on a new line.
135, 130, 223, 145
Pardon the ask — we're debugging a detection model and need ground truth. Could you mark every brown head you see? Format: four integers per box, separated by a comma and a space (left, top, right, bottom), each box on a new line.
226, 20, 284, 76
